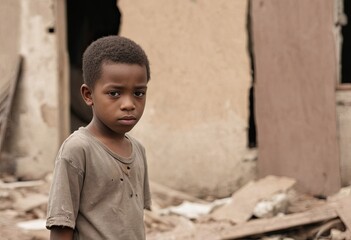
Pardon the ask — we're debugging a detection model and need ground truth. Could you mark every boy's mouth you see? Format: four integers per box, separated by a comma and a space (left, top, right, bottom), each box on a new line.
118, 116, 137, 125
120, 115, 136, 120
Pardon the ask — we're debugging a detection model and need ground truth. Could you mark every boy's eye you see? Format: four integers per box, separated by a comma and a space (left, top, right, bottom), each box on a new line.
108, 91, 120, 97
134, 91, 146, 97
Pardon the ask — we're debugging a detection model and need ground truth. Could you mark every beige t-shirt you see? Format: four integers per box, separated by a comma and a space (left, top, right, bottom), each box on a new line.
46, 127, 151, 240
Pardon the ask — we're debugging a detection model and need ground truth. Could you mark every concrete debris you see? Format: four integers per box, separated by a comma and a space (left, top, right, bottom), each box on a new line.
14, 193, 48, 212
159, 198, 230, 219
211, 175, 296, 223
1, 174, 351, 239
144, 210, 175, 232
150, 181, 208, 208
253, 193, 289, 218
17, 219, 46, 230
147, 215, 196, 240
16, 219, 49, 240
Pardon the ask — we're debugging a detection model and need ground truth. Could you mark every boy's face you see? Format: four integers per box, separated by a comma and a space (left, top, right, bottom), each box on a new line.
83, 62, 148, 136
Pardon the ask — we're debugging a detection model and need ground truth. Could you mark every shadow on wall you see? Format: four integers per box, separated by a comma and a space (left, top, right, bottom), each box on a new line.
247, 0, 257, 149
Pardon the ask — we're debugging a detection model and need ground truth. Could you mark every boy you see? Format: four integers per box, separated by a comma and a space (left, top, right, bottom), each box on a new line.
46, 36, 152, 240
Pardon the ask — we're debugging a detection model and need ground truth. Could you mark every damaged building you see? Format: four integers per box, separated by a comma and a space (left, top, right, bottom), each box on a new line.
0, 0, 351, 199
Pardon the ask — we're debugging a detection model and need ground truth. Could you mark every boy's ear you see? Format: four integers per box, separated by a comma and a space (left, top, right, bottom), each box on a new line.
81, 84, 94, 106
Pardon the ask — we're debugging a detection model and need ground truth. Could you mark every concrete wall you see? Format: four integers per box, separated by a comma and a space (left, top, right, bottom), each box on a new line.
119, 0, 255, 197
3, 0, 61, 179
0, 0, 21, 80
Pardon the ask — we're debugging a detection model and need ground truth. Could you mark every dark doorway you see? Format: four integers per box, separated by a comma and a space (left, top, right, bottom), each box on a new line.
342, 0, 351, 83
66, 0, 121, 132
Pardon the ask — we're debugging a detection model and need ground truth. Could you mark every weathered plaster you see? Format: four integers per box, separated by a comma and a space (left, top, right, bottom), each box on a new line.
0, 0, 21, 174
4, 0, 60, 179
0, 0, 21, 94
40, 103, 57, 127
120, 0, 255, 197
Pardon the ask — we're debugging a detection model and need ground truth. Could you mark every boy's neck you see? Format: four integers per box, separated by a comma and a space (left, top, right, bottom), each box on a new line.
85, 123, 132, 158
86, 122, 125, 140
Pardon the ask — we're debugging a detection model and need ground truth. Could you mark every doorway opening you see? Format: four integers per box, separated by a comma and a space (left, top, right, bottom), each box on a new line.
341, 0, 351, 83
66, 0, 121, 132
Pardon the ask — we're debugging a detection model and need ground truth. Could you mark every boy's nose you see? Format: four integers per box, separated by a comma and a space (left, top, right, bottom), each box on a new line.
120, 96, 136, 111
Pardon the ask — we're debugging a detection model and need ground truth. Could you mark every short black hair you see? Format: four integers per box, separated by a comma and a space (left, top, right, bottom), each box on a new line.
82, 35, 150, 88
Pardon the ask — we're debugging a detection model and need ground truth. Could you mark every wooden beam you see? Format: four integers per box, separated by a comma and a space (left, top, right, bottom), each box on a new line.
220, 203, 338, 239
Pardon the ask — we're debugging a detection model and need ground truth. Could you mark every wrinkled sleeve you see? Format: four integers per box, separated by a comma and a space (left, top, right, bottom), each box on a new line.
46, 156, 84, 229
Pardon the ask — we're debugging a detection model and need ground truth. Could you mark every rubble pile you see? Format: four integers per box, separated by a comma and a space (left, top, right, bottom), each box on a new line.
146, 176, 351, 240
0, 174, 351, 240
0, 174, 51, 240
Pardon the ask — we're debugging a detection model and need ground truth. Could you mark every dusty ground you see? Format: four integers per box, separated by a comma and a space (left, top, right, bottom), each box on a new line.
0, 174, 350, 240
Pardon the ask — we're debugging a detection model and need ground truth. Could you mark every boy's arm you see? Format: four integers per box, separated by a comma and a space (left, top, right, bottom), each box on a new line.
47, 156, 83, 237
50, 226, 74, 240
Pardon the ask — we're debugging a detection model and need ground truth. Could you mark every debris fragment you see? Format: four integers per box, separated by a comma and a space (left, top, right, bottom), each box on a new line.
14, 193, 48, 212
16, 219, 46, 231
253, 192, 289, 218
220, 202, 339, 239
0, 179, 45, 189
211, 175, 296, 223
160, 198, 230, 219
150, 181, 208, 208
2, 174, 351, 240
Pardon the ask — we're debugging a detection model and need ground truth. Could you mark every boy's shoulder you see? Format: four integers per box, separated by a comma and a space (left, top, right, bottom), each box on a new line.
57, 127, 94, 159
126, 134, 146, 154
62, 127, 91, 145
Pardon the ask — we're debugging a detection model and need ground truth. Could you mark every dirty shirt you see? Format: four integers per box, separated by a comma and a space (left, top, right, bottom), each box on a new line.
46, 127, 151, 240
